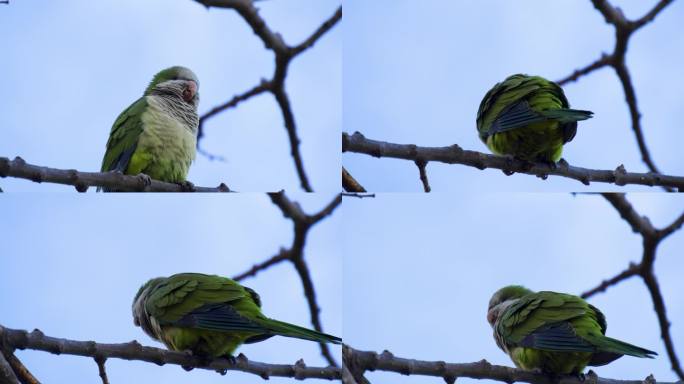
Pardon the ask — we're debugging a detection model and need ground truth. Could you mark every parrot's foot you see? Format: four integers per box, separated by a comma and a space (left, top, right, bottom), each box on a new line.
500, 155, 534, 175
510, 156, 537, 171
542, 161, 558, 170
136, 173, 152, 189
180, 350, 215, 371
583, 370, 599, 383
225, 354, 237, 365
178, 180, 196, 192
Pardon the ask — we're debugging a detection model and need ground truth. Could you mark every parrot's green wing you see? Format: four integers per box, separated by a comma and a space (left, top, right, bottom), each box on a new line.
498, 291, 603, 352
499, 291, 655, 361
145, 273, 266, 334
146, 273, 341, 344
101, 97, 148, 173
477, 75, 592, 143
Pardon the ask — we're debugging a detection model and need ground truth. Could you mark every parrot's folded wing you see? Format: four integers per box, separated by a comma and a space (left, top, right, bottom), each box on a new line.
520, 321, 595, 352
488, 101, 547, 136
101, 97, 148, 173
175, 303, 268, 334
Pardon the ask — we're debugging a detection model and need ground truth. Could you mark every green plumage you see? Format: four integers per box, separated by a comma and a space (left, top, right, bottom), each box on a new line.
132, 273, 341, 359
476, 74, 593, 163
100, 66, 200, 189
487, 286, 656, 375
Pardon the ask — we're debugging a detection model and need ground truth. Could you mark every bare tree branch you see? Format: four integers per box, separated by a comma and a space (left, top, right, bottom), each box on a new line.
0, 157, 231, 192
0, 350, 20, 384
343, 132, 684, 191
267, 192, 343, 366
194, 0, 342, 192
344, 346, 671, 384
580, 193, 684, 380
341, 193, 375, 198
342, 167, 367, 193
3, 350, 41, 384
0, 326, 340, 380
557, 0, 676, 191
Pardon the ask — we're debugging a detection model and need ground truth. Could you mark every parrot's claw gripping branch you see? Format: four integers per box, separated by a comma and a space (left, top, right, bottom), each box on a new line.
342, 345, 677, 384
194, 0, 342, 192
0, 156, 232, 192
0, 325, 341, 381
342, 132, 684, 191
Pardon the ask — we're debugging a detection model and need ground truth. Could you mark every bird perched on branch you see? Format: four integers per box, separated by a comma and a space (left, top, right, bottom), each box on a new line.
487, 285, 656, 375
100, 66, 200, 191
132, 273, 341, 360
476, 74, 593, 163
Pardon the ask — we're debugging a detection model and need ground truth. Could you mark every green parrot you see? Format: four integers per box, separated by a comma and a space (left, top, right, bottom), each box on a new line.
132, 273, 341, 360
100, 66, 200, 191
487, 285, 656, 375
476, 74, 593, 163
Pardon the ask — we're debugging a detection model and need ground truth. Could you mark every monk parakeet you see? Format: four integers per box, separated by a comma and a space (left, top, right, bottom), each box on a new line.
100, 66, 200, 190
132, 273, 341, 359
476, 74, 593, 163
487, 286, 656, 375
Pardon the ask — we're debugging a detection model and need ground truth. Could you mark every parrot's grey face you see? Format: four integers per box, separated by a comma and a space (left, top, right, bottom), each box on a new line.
132, 279, 163, 339
487, 299, 517, 328
151, 79, 200, 110
487, 286, 530, 328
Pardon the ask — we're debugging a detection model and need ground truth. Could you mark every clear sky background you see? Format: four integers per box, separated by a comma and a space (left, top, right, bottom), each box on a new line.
343, 0, 684, 192
0, 0, 341, 193
0, 192, 342, 383
342, 193, 684, 383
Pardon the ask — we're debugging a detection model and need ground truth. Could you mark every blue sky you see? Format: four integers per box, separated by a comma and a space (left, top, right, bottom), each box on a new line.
0, 0, 341, 192
343, 0, 684, 192
0, 193, 342, 383
342, 193, 684, 383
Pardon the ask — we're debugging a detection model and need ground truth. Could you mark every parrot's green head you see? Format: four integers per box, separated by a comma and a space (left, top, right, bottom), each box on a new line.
487, 285, 532, 328
144, 66, 200, 110
132, 277, 166, 339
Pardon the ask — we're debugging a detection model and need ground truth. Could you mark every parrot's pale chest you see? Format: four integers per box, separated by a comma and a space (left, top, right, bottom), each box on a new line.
132, 96, 197, 182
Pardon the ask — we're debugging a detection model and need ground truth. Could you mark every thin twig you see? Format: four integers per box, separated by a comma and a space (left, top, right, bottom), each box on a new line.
557, 53, 613, 85
198, 80, 272, 140
557, 0, 676, 191
232, 249, 290, 281
268, 192, 342, 367
342, 167, 367, 192
341, 193, 375, 198
194, 1, 341, 191
415, 160, 431, 193
581, 193, 684, 380
95, 357, 109, 384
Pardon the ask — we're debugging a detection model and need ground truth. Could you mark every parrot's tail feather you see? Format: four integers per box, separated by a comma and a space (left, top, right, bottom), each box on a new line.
598, 336, 657, 358
264, 319, 341, 344
541, 108, 594, 123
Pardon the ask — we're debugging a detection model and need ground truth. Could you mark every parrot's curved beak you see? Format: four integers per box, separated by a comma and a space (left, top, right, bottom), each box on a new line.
182, 80, 198, 103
